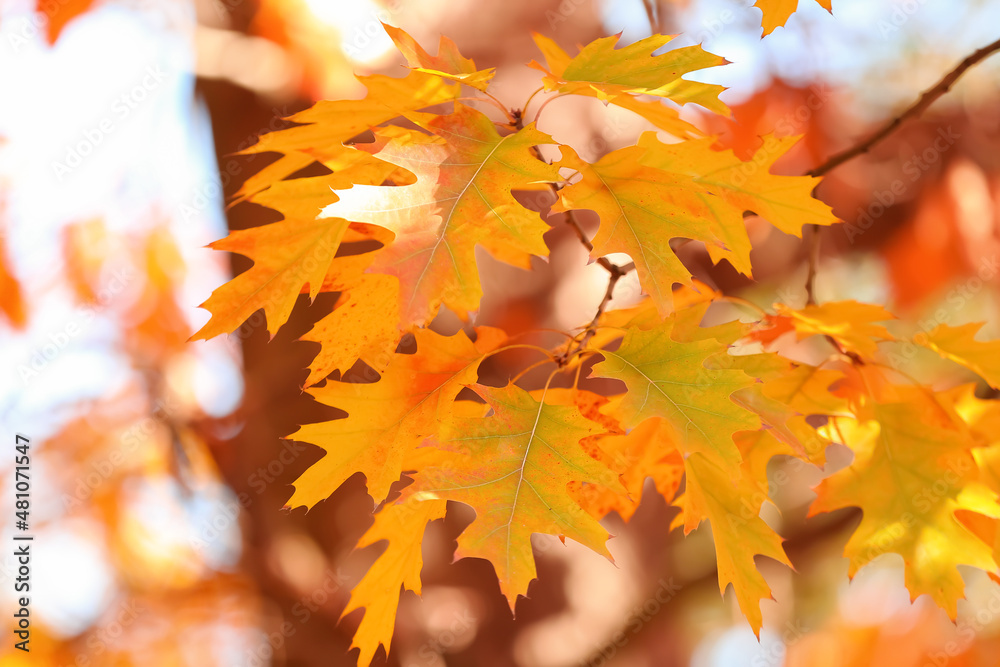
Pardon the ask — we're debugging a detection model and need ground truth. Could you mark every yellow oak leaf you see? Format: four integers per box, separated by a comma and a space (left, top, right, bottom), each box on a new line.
590, 318, 761, 475
287, 327, 506, 506
677, 452, 791, 637
755, 0, 833, 37
917, 322, 1000, 390
636, 133, 838, 238
767, 300, 896, 358
582, 282, 719, 354
300, 274, 401, 387
382, 23, 495, 92
408, 383, 622, 607
319, 105, 559, 324
940, 384, 1000, 453
555, 144, 752, 315
811, 403, 1000, 618
606, 94, 705, 139
529, 32, 729, 113
344, 498, 447, 667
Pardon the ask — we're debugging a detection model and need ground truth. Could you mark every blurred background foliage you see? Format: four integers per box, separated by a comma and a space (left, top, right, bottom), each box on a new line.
1, 0, 1000, 665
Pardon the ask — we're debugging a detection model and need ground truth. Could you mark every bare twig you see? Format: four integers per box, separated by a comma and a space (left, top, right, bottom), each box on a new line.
559, 262, 629, 366
807, 37, 1000, 180
562, 207, 619, 273
803, 36, 1000, 302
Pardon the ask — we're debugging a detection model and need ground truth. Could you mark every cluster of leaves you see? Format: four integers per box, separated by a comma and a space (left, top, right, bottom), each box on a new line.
193, 5, 1000, 665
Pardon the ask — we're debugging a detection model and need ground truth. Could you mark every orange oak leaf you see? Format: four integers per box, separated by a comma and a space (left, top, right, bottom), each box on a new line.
192, 218, 348, 340
382, 23, 495, 92
572, 415, 686, 521
319, 105, 559, 324
233, 70, 458, 204
555, 144, 752, 315
343, 498, 447, 667
287, 327, 506, 506
755, 0, 834, 37
300, 274, 401, 387
636, 133, 838, 238
191, 219, 394, 341
556, 134, 836, 315
408, 383, 623, 608
244, 158, 410, 221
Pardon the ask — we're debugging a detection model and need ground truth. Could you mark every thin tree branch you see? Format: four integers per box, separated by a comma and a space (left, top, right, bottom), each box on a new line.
558, 262, 628, 366
807, 37, 1000, 179
803, 36, 1000, 302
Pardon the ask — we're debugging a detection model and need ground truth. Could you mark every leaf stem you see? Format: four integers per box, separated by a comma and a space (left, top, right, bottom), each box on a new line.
522, 86, 546, 119
511, 358, 557, 385
532, 93, 566, 127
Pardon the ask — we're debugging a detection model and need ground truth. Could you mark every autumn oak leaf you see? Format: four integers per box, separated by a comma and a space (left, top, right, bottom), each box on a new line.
287, 327, 506, 506
382, 23, 496, 92
590, 318, 761, 474
677, 452, 792, 637
319, 104, 559, 324
917, 322, 1000, 390
344, 499, 447, 667
755, 0, 834, 37
529, 32, 729, 115
408, 383, 623, 608
811, 403, 1000, 618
